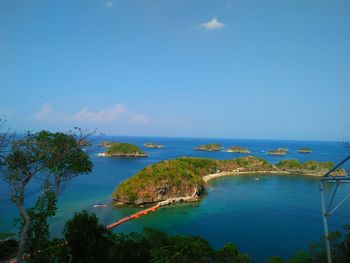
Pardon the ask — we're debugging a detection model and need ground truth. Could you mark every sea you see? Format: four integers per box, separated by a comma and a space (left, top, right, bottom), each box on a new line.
1, 136, 350, 262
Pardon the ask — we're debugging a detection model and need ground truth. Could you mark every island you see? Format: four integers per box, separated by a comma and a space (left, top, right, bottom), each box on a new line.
144, 143, 164, 149
98, 140, 113, 147
98, 142, 147, 157
268, 148, 288, 156
194, 143, 222, 151
224, 146, 250, 154
297, 147, 312, 153
112, 156, 346, 205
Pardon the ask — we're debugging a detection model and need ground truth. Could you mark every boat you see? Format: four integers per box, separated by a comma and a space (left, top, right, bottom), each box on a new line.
93, 204, 108, 208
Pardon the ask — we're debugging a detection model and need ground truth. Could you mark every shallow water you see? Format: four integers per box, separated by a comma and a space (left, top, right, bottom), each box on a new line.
1, 137, 349, 261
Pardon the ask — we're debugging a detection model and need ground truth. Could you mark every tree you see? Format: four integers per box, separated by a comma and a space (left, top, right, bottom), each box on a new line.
0, 119, 14, 170
2, 129, 93, 262
64, 210, 114, 263
17, 190, 57, 262
215, 243, 250, 263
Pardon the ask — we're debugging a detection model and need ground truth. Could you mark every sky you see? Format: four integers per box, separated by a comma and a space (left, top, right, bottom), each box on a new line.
0, 0, 349, 141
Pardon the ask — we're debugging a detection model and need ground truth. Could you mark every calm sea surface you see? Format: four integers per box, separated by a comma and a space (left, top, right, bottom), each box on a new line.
1, 137, 350, 261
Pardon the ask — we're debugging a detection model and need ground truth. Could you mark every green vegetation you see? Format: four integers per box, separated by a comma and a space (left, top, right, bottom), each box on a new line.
0, 129, 93, 262
276, 159, 345, 176
113, 156, 344, 205
194, 143, 222, 151
225, 146, 250, 154
297, 147, 312, 153
268, 148, 288, 156
107, 143, 142, 154
113, 156, 275, 204
0, 210, 250, 263
2, 210, 349, 262
144, 143, 164, 149
113, 157, 219, 204
103, 142, 147, 157
276, 159, 332, 171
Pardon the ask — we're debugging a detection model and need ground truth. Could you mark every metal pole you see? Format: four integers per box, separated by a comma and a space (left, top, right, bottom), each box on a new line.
320, 181, 332, 263
323, 155, 350, 178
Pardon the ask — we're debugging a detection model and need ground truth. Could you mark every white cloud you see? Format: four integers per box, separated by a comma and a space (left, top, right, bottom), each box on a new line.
200, 17, 224, 30
34, 103, 153, 125
129, 114, 151, 124
106, 1, 114, 7
35, 103, 56, 120
73, 104, 126, 122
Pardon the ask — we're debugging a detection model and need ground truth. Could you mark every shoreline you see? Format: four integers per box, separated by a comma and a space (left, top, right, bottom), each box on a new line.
98, 152, 147, 158
136, 171, 329, 207
202, 170, 326, 183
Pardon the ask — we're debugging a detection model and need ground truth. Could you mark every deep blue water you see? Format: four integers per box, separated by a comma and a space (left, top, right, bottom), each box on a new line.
1, 137, 350, 262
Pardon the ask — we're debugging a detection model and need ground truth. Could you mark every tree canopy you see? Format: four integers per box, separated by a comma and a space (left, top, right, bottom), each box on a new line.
1, 129, 93, 262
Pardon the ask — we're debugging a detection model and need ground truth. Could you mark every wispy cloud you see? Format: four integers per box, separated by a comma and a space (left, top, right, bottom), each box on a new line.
129, 114, 151, 124
200, 17, 224, 30
73, 105, 126, 122
106, 1, 114, 8
35, 103, 62, 121
34, 103, 152, 125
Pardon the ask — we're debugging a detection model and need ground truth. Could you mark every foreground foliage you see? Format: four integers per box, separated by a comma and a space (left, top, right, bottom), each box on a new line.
1, 211, 349, 263
0, 210, 250, 263
0, 129, 93, 262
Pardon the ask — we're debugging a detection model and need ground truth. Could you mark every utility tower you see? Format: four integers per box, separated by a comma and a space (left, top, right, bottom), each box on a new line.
319, 155, 350, 263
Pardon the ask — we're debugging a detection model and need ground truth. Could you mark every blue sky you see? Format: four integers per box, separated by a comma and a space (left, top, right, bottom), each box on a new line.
1, 0, 349, 141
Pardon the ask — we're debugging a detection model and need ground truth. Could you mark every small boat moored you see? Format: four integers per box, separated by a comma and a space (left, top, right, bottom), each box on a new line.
93, 204, 108, 208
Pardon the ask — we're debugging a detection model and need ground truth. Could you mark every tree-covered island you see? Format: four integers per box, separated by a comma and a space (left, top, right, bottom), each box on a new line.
224, 146, 250, 154
112, 156, 346, 205
268, 148, 289, 156
194, 143, 222, 151
98, 142, 147, 157
144, 143, 164, 149
297, 147, 312, 153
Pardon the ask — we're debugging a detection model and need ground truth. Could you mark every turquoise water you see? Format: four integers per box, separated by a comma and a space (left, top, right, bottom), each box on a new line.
1, 137, 350, 261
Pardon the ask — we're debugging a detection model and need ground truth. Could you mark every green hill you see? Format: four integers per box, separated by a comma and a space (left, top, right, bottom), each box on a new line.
112, 156, 345, 205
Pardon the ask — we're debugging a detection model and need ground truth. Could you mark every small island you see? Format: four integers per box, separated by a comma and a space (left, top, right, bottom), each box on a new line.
297, 147, 312, 153
98, 140, 113, 147
268, 148, 288, 156
112, 156, 345, 205
194, 143, 222, 151
224, 146, 250, 154
144, 143, 164, 149
99, 142, 147, 157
